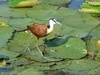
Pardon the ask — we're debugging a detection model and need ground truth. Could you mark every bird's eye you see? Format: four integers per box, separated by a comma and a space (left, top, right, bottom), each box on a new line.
53, 19, 57, 23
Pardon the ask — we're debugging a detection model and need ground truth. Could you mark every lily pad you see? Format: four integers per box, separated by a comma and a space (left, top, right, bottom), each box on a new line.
0, 4, 29, 17
41, 0, 71, 5
32, 59, 71, 70
9, 18, 34, 28
0, 26, 13, 49
8, 67, 44, 75
63, 59, 100, 75
90, 25, 100, 40
7, 57, 30, 66
27, 4, 58, 20
18, 68, 44, 75
88, 66, 100, 75
7, 31, 35, 53
79, 1, 100, 14
8, 0, 41, 7
0, 48, 19, 59
67, 59, 100, 71
45, 37, 87, 59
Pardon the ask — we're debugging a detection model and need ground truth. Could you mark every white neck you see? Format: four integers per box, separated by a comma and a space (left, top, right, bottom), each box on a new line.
47, 20, 56, 34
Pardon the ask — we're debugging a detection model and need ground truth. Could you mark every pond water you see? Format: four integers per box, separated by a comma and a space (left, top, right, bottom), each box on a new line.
0, 0, 9, 5
68, 0, 84, 10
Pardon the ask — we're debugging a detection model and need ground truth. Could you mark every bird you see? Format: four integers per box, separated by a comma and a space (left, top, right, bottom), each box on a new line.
25, 18, 61, 59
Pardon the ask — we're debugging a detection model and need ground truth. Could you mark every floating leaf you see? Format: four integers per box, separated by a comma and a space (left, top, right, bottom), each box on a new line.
27, 4, 58, 20
8, 31, 34, 53
88, 1, 100, 6
41, 0, 71, 5
0, 48, 20, 59
18, 68, 44, 75
32, 59, 71, 70
0, 26, 13, 49
8, 67, 44, 75
0, 4, 29, 17
88, 66, 100, 75
9, 18, 34, 28
79, 8, 100, 14
79, 1, 100, 14
8, 0, 41, 7
90, 25, 100, 40
8, 57, 30, 66
67, 59, 100, 71
63, 60, 100, 75
46, 37, 87, 59
0, 60, 6, 68
8, 0, 25, 7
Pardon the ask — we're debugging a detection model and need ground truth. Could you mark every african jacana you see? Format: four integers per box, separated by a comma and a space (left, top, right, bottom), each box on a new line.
25, 18, 61, 58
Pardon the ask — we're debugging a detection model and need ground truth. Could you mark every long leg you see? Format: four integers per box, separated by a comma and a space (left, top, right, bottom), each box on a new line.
23, 36, 34, 55
36, 44, 44, 57
36, 41, 55, 60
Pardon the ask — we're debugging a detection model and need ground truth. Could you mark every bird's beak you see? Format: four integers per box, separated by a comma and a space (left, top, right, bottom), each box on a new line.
56, 21, 61, 25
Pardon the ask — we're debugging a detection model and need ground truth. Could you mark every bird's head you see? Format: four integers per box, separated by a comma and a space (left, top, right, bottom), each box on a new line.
49, 18, 61, 25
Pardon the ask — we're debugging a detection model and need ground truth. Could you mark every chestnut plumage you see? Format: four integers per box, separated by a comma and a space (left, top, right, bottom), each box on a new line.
27, 24, 47, 40
27, 18, 61, 40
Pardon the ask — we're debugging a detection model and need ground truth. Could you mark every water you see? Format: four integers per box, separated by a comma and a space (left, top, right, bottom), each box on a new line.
0, 0, 9, 5
68, 0, 84, 10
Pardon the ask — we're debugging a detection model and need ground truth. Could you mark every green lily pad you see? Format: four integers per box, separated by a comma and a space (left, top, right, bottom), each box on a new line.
7, 31, 35, 53
8, 0, 41, 7
8, 0, 26, 7
9, 18, 34, 28
8, 67, 44, 75
79, 1, 100, 15
18, 68, 44, 75
0, 17, 11, 25
27, 4, 58, 20
67, 59, 100, 71
41, 0, 71, 5
7, 57, 30, 66
63, 59, 100, 75
90, 25, 100, 40
32, 59, 71, 70
0, 48, 19, 59
0, 26, 13, 49
81, 1, 100, 10
45, 37, 87, 59
88, 66, 100, 75
0, 4, 29, 17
